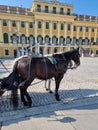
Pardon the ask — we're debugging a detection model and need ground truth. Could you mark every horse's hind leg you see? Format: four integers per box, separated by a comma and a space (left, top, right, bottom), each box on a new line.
24, 88, 32, 107
55, 74, 64, 101
20, 88, 28, 106
20, 88, 32, 107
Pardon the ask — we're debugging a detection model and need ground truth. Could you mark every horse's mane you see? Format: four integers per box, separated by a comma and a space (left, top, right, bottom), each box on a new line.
53, 49, 77, 59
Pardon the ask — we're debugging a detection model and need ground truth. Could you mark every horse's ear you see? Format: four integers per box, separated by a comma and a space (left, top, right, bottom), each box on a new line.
77, 47, 82, 57
77, 47, 79, 50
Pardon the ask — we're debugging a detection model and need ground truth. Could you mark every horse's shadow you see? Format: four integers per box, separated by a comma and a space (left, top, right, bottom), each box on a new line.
28, 88, 98, 107
1, 88, 98, 127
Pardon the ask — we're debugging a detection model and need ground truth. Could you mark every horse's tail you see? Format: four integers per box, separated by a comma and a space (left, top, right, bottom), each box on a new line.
11, 89, 18, 109
11, 60, 19, 109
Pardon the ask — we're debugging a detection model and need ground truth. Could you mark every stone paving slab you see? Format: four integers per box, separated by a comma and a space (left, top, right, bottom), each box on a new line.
0, 96, 98, 122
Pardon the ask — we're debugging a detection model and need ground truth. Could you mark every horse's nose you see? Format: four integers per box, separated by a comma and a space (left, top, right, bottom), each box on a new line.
77, 62, 80, 66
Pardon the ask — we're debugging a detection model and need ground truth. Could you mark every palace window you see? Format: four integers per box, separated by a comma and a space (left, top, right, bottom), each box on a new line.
38, 21, 42, 28
60, 8, 64, 14
96, 38, 98, 43
80, 26, 83, 31
52, 36, 57, 44
67, 24, 71, 31
53, 7, 56, 14
67, 8, 71, 15
21, 21, 25, 28
12, 34, 18, 44
61, 23, 64, 30
45, 6, 49, 13
20, 34, 27, 44
86, 27, 89, 32
92, 28, 94, 32
37, 5, 41, 12
29, 22, 33, 28
60, 36, 64, 44
73, 26, 76, 31
91, 37, 94, 43
85, 37, 89, 44
66, 36, 71, 44
45, 35, 50, 43
12, 20, 16, 27
3, 20, 7, 26
79, 37, 82, 44
53, 23, 57, 30
73, 37, 77, 44
29, 35, 34, 45
46, 22, 49, 29
37, 35, 43, 44
3, 33, 9, 43
96, 50, 98, 54
5, 49, 9, 56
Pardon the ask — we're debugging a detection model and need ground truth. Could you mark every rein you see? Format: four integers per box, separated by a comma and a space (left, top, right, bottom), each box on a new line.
44, 58, 48, 88
0, 60, 10, 73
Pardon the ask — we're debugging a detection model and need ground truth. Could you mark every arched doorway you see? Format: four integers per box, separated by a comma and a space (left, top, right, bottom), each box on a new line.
52, 36, 57, 44
66, 36, 71, 44
37, 35, 43, 44
20, 34, 27, 44
12, 34, 18, 44
59, 36, 64, 44
29, 35, 35, 45
45, 35, 50, 44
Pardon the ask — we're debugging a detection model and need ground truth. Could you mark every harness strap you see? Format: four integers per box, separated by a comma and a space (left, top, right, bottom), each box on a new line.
28, 56, 32, 79
0, 60, 10, 73
44, 58, 48, 89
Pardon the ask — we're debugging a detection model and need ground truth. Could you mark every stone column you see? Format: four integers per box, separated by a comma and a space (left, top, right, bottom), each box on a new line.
35, 42, 40, 54
64, 22, 67, 43
8, 20, 12, 43
89, 27, 91, 44
42, 20, 45, 43
25, 21, 29, 40
71, 23, 73, 43
49, 21, 52, 43
83, 26, 85, 39
34, 19, 37, 43
94, 28, 97, 42
43, 43, 47, 55
57, 21, 60, 45
0, 20, 3, 43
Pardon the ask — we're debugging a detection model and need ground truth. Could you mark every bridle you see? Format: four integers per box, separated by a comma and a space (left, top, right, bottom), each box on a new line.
61, 53, 80, 70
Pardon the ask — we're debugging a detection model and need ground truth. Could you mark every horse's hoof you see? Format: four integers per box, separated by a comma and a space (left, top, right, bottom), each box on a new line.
46, 88, 49, 91
49, 90, 53, 93
28, 103, 32, 107
56, 97, 61, 101
23, 102, 28, 106
55, 94, 61, 101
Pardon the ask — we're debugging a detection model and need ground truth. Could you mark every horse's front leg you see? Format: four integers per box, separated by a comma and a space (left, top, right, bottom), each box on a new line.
45, 79, 53, 93
20, 88, 28, 106
55, 74, 64, 101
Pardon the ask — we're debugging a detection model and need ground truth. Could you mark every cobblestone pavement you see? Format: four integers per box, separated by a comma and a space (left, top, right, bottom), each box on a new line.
0, 57, 98, 118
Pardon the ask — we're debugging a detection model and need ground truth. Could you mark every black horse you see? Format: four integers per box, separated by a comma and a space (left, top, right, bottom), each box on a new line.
0, 48, 81, 107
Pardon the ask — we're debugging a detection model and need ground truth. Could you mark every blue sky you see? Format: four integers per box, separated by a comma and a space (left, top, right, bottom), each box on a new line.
0, 0, 98, 16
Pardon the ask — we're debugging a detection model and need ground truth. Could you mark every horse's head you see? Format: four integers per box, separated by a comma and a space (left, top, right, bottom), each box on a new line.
0, 78, 6, 96
70, 47, 81, 69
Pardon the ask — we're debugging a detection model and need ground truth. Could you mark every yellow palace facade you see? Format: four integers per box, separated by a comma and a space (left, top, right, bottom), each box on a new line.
0, 0, 98, 58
